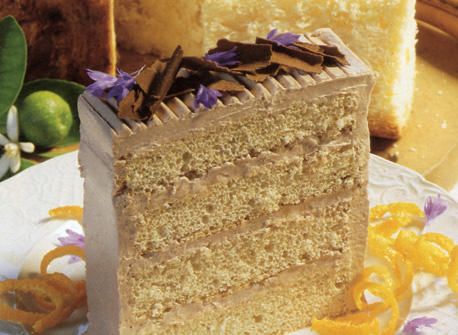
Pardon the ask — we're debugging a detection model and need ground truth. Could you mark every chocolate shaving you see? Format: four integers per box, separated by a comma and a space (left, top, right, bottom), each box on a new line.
166, 73, 210, 99
256, 37, 323, 73
208, 79, 245, 92
181, 56, 237, 74
118, 61, 164, 120
293, 42, 322, 54
118, 46, 183, 120
294, 42, 348, 66
145, 46, 184, 114
118, 89, 144, 120
211, 39, 272, 72
318, 44, 349, 66
257, 63, 282, 76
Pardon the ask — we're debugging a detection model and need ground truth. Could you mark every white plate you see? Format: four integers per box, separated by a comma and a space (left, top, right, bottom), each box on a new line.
0, 151, 457, 334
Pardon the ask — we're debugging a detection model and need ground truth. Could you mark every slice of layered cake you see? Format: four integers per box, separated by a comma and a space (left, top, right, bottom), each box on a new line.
115, 0, 416, 139
78, 29, 375, 334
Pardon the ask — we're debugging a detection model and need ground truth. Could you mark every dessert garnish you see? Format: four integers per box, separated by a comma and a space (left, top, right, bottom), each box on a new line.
86, 67, 141, 103
256, 36, 323, 73
48, 205, 83, 221
266, 28, 300, 46
0, 106, 35, 179
57, 229, 85, 264
86, 29, 349, 119
118, 46, 183, 120
424, 194, 448, 224
203, 46, 240, 67
193, 84, 222, 109
402, 316, 437, 334
0, 206, 85, 334
312, 198, 458, 335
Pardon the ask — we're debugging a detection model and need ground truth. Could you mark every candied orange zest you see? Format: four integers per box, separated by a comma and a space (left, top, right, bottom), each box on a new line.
448, 246, 458, 293
421, 232, 455, 253
369, 203, 423, 223
372, 218, 403, 238
368, 229, 398, 263
0, 206, 89, 334
0, 269, 87, 334
311, 316, 380, 335
393, 254, 414, 298
48, 206, 83, 222
0, 304, 44, 326
370, 284, 399, 335
40, 245, 85, 275
313, 201, 457, 335
0, 278, 65, 333
395, 230, 450, 276
352, 266, 395, 311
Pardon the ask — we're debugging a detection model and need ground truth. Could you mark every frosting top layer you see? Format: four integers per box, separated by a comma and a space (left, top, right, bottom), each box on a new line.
83, 29, 373, 144
86, 29, 374, 124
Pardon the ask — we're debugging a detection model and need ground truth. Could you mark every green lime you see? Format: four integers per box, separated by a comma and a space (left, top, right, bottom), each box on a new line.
18, 90, 73, 147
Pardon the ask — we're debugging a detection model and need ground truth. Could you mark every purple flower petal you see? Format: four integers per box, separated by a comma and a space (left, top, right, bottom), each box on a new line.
58, 229, 85, 264
266, 28, 278, 40
193, 85, 222, 109
85, 67, 141, 102
266, 29, 300, 46
424, 194, 448, 224
204, 47, 240, 67
403, 316, 437, 334
86, 69, 117, 84
107, 83, 130, 102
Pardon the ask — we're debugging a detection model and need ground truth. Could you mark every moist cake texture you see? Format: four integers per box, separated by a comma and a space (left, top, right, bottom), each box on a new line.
78, 29, 375, 334
115, 0, 416, 139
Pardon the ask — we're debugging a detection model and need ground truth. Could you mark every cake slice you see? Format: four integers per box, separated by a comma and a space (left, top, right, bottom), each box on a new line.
115, 0, 415, 139
78, 29, 375, 334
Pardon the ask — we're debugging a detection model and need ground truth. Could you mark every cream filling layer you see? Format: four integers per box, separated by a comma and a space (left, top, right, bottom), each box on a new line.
135, 189, 355, 263
120, 136, 354, 213
129, 256, 346, 329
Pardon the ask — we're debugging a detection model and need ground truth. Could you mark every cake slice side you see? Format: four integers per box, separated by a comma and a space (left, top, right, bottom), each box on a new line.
78, 97, 120, 335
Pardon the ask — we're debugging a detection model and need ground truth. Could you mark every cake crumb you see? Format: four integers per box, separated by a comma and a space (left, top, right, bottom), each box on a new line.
441, 120, 447, 129
437, 90, 443, 96
409, 147, 417, 153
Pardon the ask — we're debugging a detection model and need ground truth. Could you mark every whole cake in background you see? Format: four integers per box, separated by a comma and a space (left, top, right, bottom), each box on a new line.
78, 28, 375, 334
0, 0, 116, 85
115, 0, 416, 139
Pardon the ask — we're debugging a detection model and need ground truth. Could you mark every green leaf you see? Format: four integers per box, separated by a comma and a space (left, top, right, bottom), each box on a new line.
17, 79, 84, 149
20, 157, 35, 171
0, 16, 27, 132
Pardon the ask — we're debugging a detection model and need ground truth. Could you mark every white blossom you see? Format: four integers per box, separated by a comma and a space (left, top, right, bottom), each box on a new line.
0, 106, 35, 179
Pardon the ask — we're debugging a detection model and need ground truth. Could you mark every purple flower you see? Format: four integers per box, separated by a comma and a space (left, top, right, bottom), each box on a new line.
86, 70, 117, 97
86, 67, 142, 103
58, 229, 85, 264
266, 28, 300, 46
424, 194, 448, 224
193, 84, 222, 109
204, 47, 240, 67
402, 316, 437, 334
